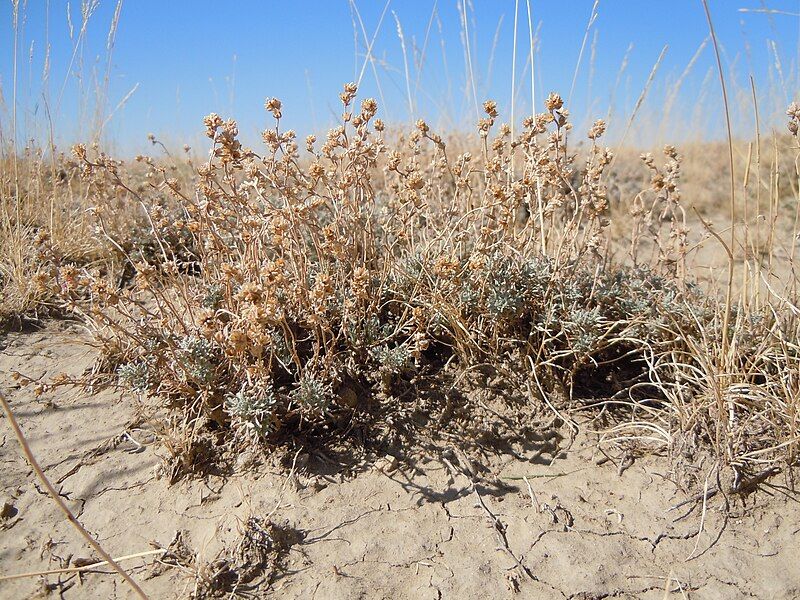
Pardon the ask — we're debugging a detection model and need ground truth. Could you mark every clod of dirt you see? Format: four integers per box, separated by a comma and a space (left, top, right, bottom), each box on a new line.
337, 385, 359, 408
1, 499, 18, 519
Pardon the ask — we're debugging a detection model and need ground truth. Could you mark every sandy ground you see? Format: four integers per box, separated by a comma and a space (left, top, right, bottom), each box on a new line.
1, 322, 799, 599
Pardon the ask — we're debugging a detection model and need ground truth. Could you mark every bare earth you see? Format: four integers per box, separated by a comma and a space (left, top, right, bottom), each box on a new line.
1, 323, 799, 599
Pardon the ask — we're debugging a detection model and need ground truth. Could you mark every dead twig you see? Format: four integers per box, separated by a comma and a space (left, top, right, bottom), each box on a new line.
0, 391, 149, 600
471, 480, 535, 581
0, 549, 167, 582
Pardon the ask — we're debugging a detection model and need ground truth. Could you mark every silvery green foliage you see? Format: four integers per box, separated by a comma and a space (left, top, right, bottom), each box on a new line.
587, 266, 696, 337
202, 284, 225, 309
117, 360, 154, 393
350, 315, 382, 347
370, 344, 410, 373
458, 284, 480, 312
225, 384, 277, 436
177, 336, 217, 385
599, 268, 668, 318
462, 254, 553, 320
268, 328, 294, 370
484, 260, 527, 319
563, 306, 603, 354
291, 372, 332, 413
521, 256, 553, 297
394, 254, 425, 285
142, 333, 166, 352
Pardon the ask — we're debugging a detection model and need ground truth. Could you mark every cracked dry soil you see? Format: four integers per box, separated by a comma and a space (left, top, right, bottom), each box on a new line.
1, 323, 799, 599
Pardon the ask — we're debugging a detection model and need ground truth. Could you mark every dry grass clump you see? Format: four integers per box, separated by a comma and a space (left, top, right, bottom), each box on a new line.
28, 84, 799, 483
0, 148, 95, 325
0, 140, 194, 328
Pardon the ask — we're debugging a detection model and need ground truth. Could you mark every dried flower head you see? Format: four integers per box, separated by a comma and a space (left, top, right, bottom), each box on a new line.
203, 113, 223, 138
265, 97, 282, 119
340, 82, 358, 106
588, 119, 606, 140
545, 92, 564, 111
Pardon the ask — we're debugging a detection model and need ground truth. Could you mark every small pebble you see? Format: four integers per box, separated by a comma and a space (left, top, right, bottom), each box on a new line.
376, 455, 399, 474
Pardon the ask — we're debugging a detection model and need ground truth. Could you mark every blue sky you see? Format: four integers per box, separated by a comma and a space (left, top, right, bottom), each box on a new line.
1, 1, 799, 153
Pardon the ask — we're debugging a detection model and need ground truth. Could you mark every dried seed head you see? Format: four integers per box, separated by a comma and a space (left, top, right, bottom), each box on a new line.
71, 143, 87, 160
265, 97, 282, 119
228, 330, 248, 354
203, 113, 223, 138
308, 162, 325, 179
406, 171, 425, 190
236, 282, 264, 304
545, 92, 564, 111
361, 97, 378, 119
387, 151, 402, 170
351, 266, 370, 299
588, 119, 606, 140
477, 118, 493, 137
483, 100, 499, 118
340, 82, 358, 106
788, 103, 800, 136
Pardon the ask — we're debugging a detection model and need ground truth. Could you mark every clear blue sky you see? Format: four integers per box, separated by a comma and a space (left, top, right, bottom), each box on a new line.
1, 1, 799, 153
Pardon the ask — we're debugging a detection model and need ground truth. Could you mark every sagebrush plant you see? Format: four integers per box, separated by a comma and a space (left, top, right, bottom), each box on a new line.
26, 84, 797, 482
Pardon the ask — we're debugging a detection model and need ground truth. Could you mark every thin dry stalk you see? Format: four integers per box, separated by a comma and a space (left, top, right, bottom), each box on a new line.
701, 0, 737, 366
614, 45, 668, 156
568, 0, 600, 108
0, 549, 167, 582
392, 11, 414, 120
525, 0, 536, 112
0, 392, 149, 599
459, 0, 479, 122
351, 0, 390, 111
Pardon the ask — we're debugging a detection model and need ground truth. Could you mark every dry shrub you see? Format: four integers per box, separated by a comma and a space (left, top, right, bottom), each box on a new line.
37, 85, 798, 481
